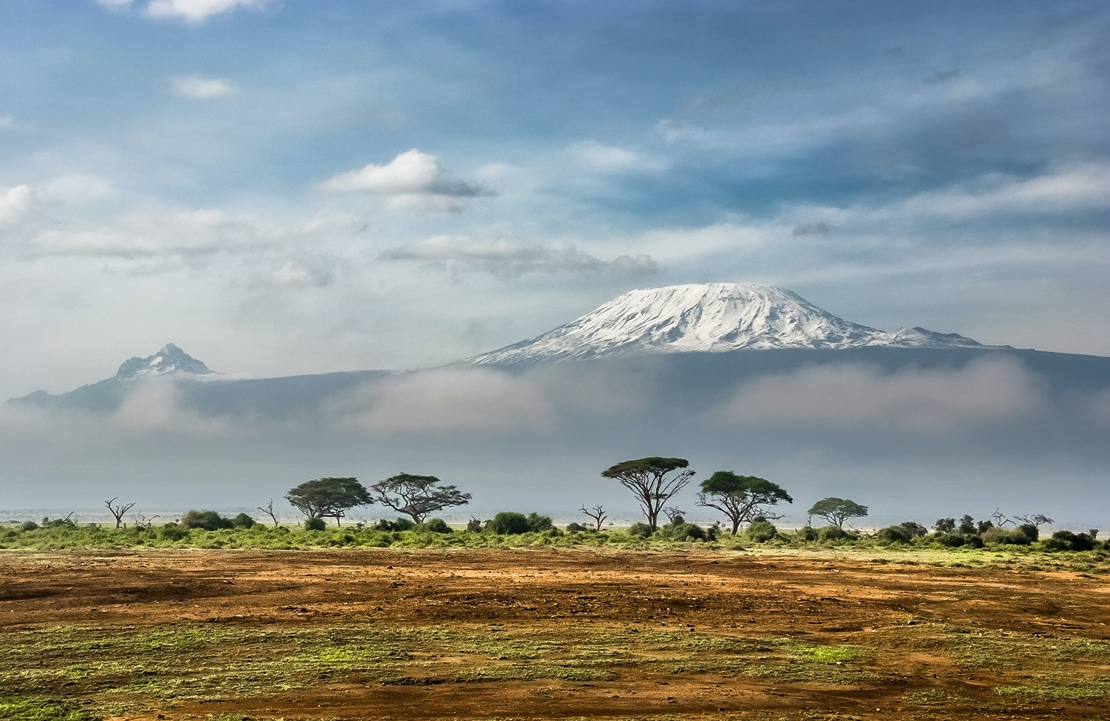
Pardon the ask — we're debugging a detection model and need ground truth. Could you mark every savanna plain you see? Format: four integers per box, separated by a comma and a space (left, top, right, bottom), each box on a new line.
2, 543, 1110, 721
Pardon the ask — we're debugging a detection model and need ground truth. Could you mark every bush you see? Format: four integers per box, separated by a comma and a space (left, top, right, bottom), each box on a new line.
231, 513, 255, 529
565, 522, 588, 534
745, 520, 778, 542
304, 517, 327, 531
797, 526, 818, 542
626, 522, 653, 538
415, 518, 452, 534
1044, 530, 1097, 552
159, 523, 188, 541
900, 521, 929, 538
934, 532, 965, 547
180, 510, 234, 531
817, 525, 850, 542
485, 512, 531, 535
374, 518, 414, 532
660, 521, 706, 541
466, 517, 483, 533
983, 525, 1036, 546
876, 525, 913, 544
526, 512, 554, 533
20, 521, 38, 532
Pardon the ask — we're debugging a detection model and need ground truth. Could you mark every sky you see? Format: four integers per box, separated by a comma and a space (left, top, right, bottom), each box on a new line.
1, 1, 1109, 523
1, 0, 1108, 400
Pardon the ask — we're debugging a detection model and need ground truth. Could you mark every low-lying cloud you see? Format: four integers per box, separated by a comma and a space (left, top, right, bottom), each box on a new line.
711, 356, 1049, 436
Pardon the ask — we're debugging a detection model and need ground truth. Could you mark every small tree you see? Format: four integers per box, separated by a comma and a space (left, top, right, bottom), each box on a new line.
580, 504, 608, 532
602, 457, 694, 533
696, 472, 793, 535
369, 473, 471, 524
258, 499, 280, 528
105, 497, 135, 529
1015, 513, 1054, 529
285, 477, 371, 526
807, 497, 868, 529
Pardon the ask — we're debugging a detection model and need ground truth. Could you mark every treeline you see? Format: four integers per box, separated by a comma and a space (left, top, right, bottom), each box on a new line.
1, 511, 1104, 554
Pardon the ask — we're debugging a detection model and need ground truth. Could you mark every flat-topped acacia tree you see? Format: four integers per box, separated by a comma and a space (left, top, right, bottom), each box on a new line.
602, 457, 694, 533
697, 471, 793, 535
285, 477, 371, 527
808, 497, 868, 529
370, 473, 472, 524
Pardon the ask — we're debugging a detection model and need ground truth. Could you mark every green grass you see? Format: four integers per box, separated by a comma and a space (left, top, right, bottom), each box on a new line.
995, 677, 1110, 700
0, 697, 97, 721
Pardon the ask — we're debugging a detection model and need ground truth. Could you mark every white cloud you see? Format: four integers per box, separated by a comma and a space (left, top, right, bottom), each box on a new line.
45, 174, 117, 203
144, 0, 269, 23
321, 149, 492, 212
171, 75, 238, 100
381, 235, 657, 279
327, 369, 554, 435
0, 185, 42, 226
899, 164, 1110, 218
567, 140, 656, 172
713, 356, 1049, 437
0, 115, 15, 130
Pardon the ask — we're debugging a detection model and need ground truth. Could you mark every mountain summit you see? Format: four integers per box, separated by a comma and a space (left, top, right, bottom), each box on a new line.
469, 283, 984, 365
113, 343, 215, 381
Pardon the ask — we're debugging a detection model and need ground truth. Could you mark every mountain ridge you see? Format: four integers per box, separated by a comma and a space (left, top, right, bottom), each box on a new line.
468, 283, 988, 365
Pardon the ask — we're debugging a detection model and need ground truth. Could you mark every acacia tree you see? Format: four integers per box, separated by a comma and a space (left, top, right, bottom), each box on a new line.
807, 497, 868, 529
370, 473, 471, 524
285, 477, 371, 526
602, 457, 694, 533
697, 472, 793, 535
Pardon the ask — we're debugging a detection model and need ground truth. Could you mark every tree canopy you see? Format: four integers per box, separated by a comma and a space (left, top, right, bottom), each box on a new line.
807, 497, 868, 528
602, 457, 694, 532
369, 473, 471, 524
696, 471, 792, 535
285, 477, 371, 526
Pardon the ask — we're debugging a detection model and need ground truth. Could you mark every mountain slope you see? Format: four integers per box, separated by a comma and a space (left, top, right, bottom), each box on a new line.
469, 283, 985, 365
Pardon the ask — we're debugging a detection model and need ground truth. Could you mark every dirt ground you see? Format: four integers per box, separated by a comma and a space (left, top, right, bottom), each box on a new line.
1, 547, 1109, 720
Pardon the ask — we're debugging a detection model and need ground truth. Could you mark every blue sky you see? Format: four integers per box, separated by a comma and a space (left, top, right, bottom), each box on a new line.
2, 0, 1109, 397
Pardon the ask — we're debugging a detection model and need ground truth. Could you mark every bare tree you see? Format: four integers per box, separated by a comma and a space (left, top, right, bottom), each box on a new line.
579, 504, 608, 532
258, 499, 280, 528
105, 497, 135, 529
1015, 513, 1055, 529
663, 507, 686, 523
135, 513, 159, 530
990, 508, 1014, 527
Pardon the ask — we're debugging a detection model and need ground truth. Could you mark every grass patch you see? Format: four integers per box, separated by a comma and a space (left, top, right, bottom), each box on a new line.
995, 677, 1110, 701
0, 697, 97, 721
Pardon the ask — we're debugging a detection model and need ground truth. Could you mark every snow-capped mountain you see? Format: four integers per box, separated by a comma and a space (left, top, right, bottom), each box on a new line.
469, 283, 985, 365
113, 343, 216, 380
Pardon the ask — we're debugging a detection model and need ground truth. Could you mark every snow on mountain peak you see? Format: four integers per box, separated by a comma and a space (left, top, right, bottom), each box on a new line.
114, 343, 215, 380
469, 282, 984, 365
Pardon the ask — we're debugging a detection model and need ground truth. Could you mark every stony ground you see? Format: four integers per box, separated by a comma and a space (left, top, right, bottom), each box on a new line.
1, 547, 1109, 720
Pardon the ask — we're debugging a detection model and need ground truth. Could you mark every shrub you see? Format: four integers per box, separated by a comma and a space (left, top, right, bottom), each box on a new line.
900, 521, 929, 537
797, 526, 818, 542
231, 513, 255, 529
661, 521, 706, 541
466, 517, 483, 533
374, 518, 414, 532
304, 517, 327, 531
565, 522, 588, 534
180, 510, 234, 531
20, 521, 38, 532
934, 532, 965, 547
1043, 530, 1097, 552
876, 525, 913, 544
485, 512, 531, 535
526, 512, 554, 533
964, 534, 984, 549
817, 525, 850, 542
415, 518, 452, 534
983, 526, 1035, 546
745, 520, 778, 542
159, 523, 188, 541
626, 522, 653, 538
